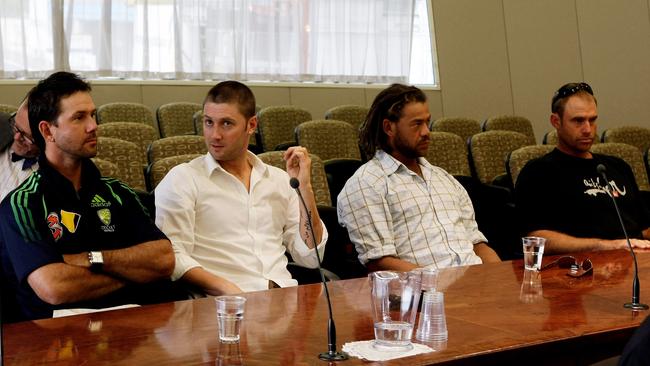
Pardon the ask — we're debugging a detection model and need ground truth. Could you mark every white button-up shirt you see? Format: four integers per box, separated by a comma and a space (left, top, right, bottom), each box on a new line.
337, 150, 485, 269
155, 152, 327, 292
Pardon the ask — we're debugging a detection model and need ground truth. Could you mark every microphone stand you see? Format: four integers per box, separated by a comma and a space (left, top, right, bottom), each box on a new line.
290, 178, 348, 361
597, 164, 648, 310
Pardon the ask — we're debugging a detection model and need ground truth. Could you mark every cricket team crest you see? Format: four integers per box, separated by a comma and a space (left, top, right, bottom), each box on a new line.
97, 208, 111, 226
97, 208, 115, 232
46, 212, 63, 241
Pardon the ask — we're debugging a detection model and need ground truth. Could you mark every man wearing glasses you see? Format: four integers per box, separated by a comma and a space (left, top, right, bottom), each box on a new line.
0, 101, 40, 201
515, 82, 650, 254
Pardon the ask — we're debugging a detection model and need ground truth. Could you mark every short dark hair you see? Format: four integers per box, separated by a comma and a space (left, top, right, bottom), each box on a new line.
551, 82, 597, 117
28, 72, 92, 151
204, 81, 256, 119
359, 83, 427, 158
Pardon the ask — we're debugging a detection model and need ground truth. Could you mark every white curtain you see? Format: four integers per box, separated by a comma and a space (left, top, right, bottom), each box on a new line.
0, 0, 421, 84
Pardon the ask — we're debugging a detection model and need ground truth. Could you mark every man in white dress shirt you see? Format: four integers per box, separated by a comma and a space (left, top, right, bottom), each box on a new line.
155, 81, 327, 295
0, 100, 40, 202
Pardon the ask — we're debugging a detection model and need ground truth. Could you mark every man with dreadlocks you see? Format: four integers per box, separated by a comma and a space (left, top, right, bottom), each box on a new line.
337, 84, 500, 272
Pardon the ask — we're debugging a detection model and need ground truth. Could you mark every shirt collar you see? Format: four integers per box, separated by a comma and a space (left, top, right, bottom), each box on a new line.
37, 155, 102, 193
202, 151, 270, 178
375, 150, 432, 176
551, 147, 597, 162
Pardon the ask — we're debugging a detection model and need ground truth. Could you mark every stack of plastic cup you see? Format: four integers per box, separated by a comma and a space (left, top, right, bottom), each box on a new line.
415, 291, 448, 342
417, 268, 438, 293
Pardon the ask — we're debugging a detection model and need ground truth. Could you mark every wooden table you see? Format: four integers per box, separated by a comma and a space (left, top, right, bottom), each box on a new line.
4, 249, 649, 365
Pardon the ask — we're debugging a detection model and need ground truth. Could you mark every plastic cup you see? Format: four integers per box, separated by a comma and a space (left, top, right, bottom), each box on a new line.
415, 291, 448, 342
415, 267, 438, 293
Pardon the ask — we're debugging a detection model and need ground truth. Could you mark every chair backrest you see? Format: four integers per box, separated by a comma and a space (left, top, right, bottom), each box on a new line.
430, 117, 481, 145
426, 131, 471, 176
295, 120, 361, 161
591, 142, 650, 191
543, 129, 599, 146
324, 105, 369, 130
97, 122, 157, 166
90, 157, 120, 178
193, 110, 204, 134
542, 130, 557, 145
97, 102, 155, 129
147, 135, 207, 165
156, 102, 202, 137
469, 130, 531, 184
257, 106, 312, 151
147, 153, 203, 190
601, 126, 650, 153
482, 115, 536, 145
506, 145, 555, 186
96, 137, 146, 191
257, 151, 332, 206
0, 104, 18, 115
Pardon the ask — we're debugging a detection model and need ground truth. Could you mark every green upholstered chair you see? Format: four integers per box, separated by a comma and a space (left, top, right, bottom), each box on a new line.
156, 102, 202, 137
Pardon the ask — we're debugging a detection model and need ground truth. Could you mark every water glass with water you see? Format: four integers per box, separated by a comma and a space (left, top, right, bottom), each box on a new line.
215, 296, 246, 343
522, 236, 546, 271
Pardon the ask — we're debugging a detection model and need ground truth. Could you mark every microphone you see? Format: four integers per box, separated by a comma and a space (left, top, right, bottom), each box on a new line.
289, 177, 348, 361
597, 164, 649, 310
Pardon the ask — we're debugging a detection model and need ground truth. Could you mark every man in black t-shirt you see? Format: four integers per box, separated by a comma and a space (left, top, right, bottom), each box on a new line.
515, 82, 650, 254
0, 72, 179, 321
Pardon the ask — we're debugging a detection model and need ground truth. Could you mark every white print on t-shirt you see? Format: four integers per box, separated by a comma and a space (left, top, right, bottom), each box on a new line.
583, 176, 626, 197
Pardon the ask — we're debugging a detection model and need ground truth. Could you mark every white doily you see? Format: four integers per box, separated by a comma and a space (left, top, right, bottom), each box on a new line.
342, 340, 434, 361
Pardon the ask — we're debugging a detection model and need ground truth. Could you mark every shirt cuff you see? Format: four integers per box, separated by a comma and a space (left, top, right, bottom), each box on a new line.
171, 252, 202, 281
471, 232, 488, 245
290, 219, 328, 268
358, 244, 397, 265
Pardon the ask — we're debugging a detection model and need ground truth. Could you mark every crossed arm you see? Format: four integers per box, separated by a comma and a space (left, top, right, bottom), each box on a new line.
28, 239, 174, 305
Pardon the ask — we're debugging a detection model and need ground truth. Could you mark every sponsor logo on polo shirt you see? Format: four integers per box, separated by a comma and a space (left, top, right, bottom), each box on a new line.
90, 194, 111, 208
97, 208, 115, 232
46, 212, 63, 241
61, 210, 81, 234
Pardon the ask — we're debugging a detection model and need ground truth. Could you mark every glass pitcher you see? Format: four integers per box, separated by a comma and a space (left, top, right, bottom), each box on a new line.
369, 270, 422, 350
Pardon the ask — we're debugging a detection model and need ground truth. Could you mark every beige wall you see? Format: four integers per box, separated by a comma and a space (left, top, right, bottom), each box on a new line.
433, 0, 650, 141
1, 0, 649, 142
0, 80, 442, 127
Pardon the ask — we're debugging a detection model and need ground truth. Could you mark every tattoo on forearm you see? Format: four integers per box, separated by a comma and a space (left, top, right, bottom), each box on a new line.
303, 209, 312, 240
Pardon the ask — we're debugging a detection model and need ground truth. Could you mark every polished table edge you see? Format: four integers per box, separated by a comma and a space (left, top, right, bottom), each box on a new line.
3, 249, 649, 365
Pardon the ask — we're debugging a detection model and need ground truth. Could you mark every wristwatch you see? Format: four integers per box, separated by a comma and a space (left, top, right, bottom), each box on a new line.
88, 251, 104, 271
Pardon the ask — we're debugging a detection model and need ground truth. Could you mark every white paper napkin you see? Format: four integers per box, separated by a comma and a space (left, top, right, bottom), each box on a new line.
342, 340, 434, 361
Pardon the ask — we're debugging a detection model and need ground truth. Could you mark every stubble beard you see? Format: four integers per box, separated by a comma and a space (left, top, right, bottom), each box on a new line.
394, 132, 427, 159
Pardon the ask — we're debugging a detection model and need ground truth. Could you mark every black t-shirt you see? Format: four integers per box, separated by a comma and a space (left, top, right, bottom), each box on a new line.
515, 148, 650, 239
0, 157, 178, 320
